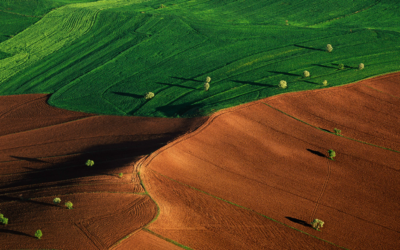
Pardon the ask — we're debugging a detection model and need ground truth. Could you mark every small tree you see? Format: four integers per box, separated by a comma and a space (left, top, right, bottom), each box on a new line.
359, 63, 364, 70
279, 80, 287, 89
285, 20, 288, 25
205, 76, 211, 83
303, 70, 310, 78
326, 44, 333, 53
334, 128, 341, 135
338, 64, 344, 70
35, 229, 43, 239
144, 92, 155, 100
2, 217, 8, 225
204, 82, 210, 91
118, 173, 123, 178
328, 149, 336, 160
322, 80, 328, 86
53, 197, 61, 205
65, 201, 73, 209
0, 214, 8, 225
311, 219, 324, 231
85, 159, 94, 167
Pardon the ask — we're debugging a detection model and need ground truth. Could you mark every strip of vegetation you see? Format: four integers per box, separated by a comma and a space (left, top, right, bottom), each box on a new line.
262, 102, 400, 154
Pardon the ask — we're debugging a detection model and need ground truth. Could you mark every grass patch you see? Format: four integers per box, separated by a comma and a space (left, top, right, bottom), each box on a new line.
0, 0, 399, 117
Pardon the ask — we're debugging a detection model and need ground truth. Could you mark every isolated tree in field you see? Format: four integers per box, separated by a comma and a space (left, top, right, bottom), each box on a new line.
205, 76, 211, 83
326, 44, 333, 52
359, 63, 364, 70
311, 219, 324, 231
65, 201, 73, 209
328, 149, 336, 160
144, 92, 155, 100
322, 80, 328, 86
85, 159, 94, 167
303, 70, 310, 78
204, 82, 210, 91
53, 197, 61, 205
334, 128, 341, 135
118, 173, 123, 178
285, 20, 288, 25
279, 80, 287, 89
35, 229, 43, 239
0, 214, 8, 225
338, 64, 344, 70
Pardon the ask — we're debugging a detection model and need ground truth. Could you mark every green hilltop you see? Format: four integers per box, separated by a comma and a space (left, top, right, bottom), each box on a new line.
0, 0, 399, 117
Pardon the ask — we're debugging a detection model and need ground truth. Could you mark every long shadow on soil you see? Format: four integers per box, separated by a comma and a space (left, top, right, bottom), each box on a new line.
0, 126, 204, 195
0, 229, 35, 238
286, 217, 313, 228
307, 149, 326, 158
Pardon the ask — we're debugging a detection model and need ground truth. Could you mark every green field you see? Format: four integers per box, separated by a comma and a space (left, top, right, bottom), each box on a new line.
0, 0, 399, 117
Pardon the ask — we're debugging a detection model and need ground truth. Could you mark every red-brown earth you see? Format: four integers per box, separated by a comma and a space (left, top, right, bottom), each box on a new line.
0, 94, 206, 249
1, 72, 399, 249
140, 72, 400, 250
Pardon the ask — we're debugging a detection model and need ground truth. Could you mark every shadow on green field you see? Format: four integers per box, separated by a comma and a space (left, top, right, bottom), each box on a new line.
311, 64, 337, 69
155, 102, 203, 117
156, 82, 197, 90
170, 76, 203, 83
294, 44, 325, 52
112, 91, 143, 99
268, 71, 299, 77
232, 80, 275, 87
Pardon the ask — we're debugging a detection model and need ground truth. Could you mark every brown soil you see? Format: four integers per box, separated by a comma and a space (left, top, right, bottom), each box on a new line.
141, 72, 400, 249
1, 72, 399, 249
0, 94, 207, 249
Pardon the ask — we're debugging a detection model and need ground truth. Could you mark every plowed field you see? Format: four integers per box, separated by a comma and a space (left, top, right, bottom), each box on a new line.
141, 72, 400, 250
0, 94, 206, 249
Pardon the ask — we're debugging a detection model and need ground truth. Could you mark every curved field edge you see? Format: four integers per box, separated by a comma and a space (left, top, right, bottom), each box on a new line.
0, 0, 399, 117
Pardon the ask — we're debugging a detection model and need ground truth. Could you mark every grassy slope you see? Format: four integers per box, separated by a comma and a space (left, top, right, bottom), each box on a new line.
0, 0, 399, 117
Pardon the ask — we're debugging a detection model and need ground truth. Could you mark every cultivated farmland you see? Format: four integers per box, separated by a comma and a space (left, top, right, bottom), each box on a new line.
1, 0, 400, 249
0, 0, 399, 117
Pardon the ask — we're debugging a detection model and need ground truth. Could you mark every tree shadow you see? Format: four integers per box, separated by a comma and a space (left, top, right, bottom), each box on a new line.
156, 82, 197, 90
155, 102, 203, 117
311, 64, 336, 69
0, 228, 35, 238
268, 71, 299, 77
170, 76, 203, 83
232, 80, 274, 87
319, 127, 331, 133
294, 44, 324, 52
299, 79, 318, 85
112, 92, 143, 99
307, 149, 326, 158
0, 195, 58, 208
286, 217, 312, 228
10, 156, 47, 163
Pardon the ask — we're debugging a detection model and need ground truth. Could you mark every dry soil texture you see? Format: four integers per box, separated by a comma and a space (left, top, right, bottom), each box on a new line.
1, 72, 400, 249
0, 94, 206, 249
141, 72, 400, 250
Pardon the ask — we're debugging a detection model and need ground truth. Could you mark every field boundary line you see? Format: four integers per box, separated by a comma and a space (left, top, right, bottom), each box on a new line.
0, 9, 43, 18
142, 228, 194, 250
308, 0, 382, 27
262, 102, 400, 155
309, 160, 331, 223
0, 95, 47, 119
150, 169, 348, 250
